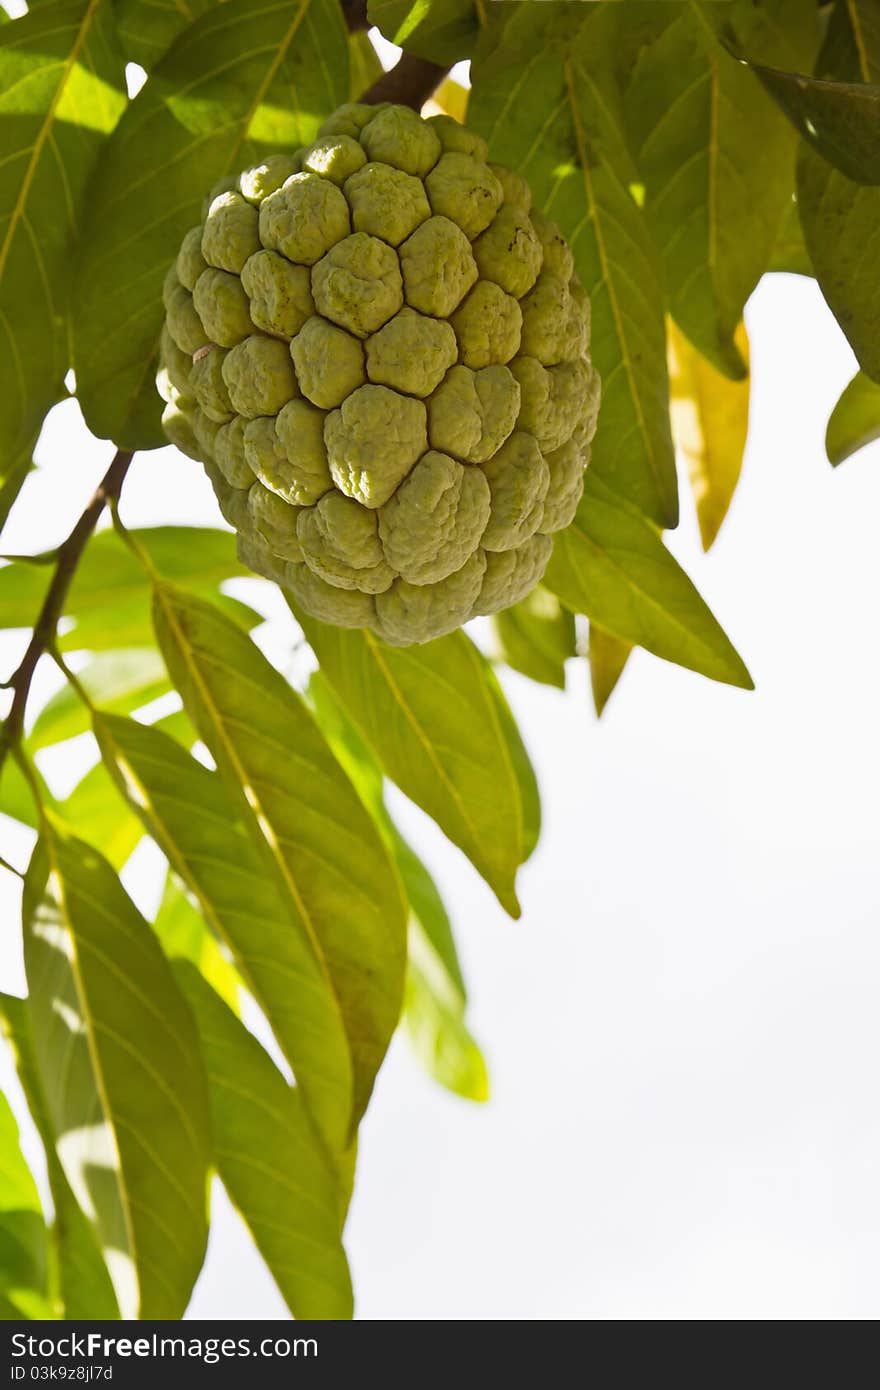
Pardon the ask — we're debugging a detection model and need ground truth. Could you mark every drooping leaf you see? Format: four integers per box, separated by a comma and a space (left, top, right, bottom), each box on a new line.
367, 0, 483, 64
491, 587, 576, 690
308, 672, 487, 1102
28, 647, 169, 749
797, 1, 880, 382
588, 624, 632, 717
0, 1084, 50, 1318
470, 3, 678, 527
626, 0, 821, 379
72, 0, 348, 449
22, 822, 211, 1318
175, 963, 353, 1320
152, 873, 240, 1014
93, 709, 357, 1154
0, 1, 126, 468
0, 526, 259, 647
742, 49, 880, 185
0, 992, 120, 1319
151, 583, 407, 1144
544, 472, 753, 690
405, 950, 488, 1104
294, 609, 535, 917
667, 317, 751, 550
826, 370, 880, 465
768, 194, 814, 275
113, 0, 231, 70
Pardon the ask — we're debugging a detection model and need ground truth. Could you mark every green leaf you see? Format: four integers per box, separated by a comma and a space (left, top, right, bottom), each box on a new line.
294, 610, 534, 917
470, 4, 678, 527
405, 952, 488, 1104
768, 194, 814, 275
307, 673, 487, 1103
28, 648, 169, 749
667, 317, 751, 550
742, 51, 880, 185
93, 709, 357, 1154
153, 873, 241, 1014
23, 822, 211, 1318
0, 1, 126, 466
0, 1084, 50, 1318
349, 28, 382, 99
72, 0, 348, 449
491, 587, 576, 690
626, 0, 821, 378
0, 526, 258, 646
826, 370, 880, 464
175, 963, 353, 1320
544, 472, 753, 690
151, 584, 407, 1145
797, 1, 880, 382
114, 0, 231, 70
367, 0, 483, 64
588, 623, 632, 717
0, 992, 120, 1319
59, 759, 144, 869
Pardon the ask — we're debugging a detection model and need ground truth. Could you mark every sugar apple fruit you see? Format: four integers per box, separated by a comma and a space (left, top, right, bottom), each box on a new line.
158, 102, 600, 646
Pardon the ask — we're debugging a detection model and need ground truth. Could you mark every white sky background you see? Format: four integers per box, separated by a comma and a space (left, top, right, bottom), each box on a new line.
1, 17, 880, 1322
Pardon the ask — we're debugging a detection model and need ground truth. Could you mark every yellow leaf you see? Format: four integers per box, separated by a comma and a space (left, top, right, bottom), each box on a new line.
422, 78, 469, 122
667, 318, 750, 551
588, 624, 632, 717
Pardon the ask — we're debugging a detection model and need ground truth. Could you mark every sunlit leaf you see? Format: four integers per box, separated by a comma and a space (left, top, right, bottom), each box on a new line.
349, 27, 382, 99
0, 527, 259, 647
152, 584, 407, 1146
72, 0, 348, 448
588, 624, 632, 717
470, 3, 678, 526
0, 992, 120, 1319
23, 823, 211, 1318
308, 672, 487, 1102
0, 1, 126, 467
492, 587, 576, 690
797, 1, 880, 382
826, 370, 880, 465
626, 0, 820, 378
176, 964, 353, 1319
28, 647, 169, 749
94, 709, 356, 1153
295, 609, 536, 916
667, 317, 750, 550
0, 1084, 50, 1318
768, 195, 814, 275
545, 472, 753, 689
152, 873, 241, 1014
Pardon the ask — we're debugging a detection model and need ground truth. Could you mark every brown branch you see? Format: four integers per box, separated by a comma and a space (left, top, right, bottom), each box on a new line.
1, 448, 134, 755
341, 0, 368, 32
362, 52, 451, 110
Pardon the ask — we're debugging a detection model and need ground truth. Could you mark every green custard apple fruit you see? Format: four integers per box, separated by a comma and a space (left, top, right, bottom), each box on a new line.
158, 102, 600, 646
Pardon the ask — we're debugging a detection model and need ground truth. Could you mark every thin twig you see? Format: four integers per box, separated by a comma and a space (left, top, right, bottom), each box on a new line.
0, 449, 134, 758
361, 51, 451, 110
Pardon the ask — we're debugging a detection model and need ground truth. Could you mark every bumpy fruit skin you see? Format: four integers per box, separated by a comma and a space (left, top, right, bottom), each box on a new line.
158, 103, 600, 646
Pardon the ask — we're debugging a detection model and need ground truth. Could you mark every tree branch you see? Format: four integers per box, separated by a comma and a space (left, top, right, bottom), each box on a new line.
1, 448, 134, 754
362, 52, 450, 110
341, 0, 368, 32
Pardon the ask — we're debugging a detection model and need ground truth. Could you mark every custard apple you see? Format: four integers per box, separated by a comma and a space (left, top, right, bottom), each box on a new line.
158, 102, 600, 646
